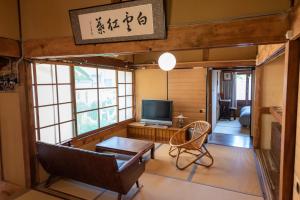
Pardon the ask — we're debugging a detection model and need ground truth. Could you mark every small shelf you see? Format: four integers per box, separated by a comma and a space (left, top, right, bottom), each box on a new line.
269, 106, 283, 125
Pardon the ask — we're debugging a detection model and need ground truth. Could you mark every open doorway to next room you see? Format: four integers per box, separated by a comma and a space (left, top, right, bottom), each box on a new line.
208, 69, 253, 148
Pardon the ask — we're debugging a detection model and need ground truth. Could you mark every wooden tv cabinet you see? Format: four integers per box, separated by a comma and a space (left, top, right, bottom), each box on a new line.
127, 122, 184, 144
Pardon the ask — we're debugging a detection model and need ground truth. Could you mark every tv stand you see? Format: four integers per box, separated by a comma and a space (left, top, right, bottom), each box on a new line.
127, 122, 184, 143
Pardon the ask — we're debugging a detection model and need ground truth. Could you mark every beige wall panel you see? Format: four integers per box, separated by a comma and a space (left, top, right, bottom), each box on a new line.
166, 0, 289, 26
20, 0, 288, 40
0, 0, 19, 40
209, 46, 257, 61
168, 68, 207, 124
135, 69, 167, 120
0, 92, 26, 186
260, 55, 285, 149
21, 0, 111, 40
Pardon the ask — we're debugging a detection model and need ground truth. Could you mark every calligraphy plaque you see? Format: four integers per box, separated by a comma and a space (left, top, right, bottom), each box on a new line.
69, 0, 166, 45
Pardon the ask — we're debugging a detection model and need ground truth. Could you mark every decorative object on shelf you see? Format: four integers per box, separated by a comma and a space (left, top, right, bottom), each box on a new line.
223, 72, 232, 81
158, 52, 176, 71
175, 113, 187, 128
69, 0, 166, 45
0, 58, 18, 91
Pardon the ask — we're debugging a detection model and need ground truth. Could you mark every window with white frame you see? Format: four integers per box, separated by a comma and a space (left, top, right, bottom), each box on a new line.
118, 71, 133, 122
32, 63, 134, 144
31, 63, 75, 144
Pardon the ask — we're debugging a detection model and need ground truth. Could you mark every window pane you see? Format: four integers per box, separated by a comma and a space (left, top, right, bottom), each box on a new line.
126, 84, 132, 95
100, 107, 117, 127
118, 71, 125, 83
40, 125, 59, 144
126, 72, 132, 83
119, 97, 125, 109
59, 103, 73, 122
37, 85, 57, 106
99, 89, 116, 107
119, 109, 126, 122
77, 110, 99, 134
57, 65, 70, 83
36, 64, 56, 84
75, 66, 97, 88
58, 85, 71, 103
98, 69, 116, 87
126, 107, 133, 119
118, 84, 125, 96
236, 74, 247, 100
39, 105, 58, 127
60, 121, 74, 142
76, 89, 98, 112
126, 96, 132, 107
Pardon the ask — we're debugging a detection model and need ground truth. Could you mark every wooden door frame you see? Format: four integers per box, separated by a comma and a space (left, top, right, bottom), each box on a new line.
279, 39, 300, 200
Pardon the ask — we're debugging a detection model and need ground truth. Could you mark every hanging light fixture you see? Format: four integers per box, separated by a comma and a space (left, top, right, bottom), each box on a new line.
158, 52, 176, 71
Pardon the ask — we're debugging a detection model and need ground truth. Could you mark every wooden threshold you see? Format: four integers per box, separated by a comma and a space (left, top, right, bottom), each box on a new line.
24, 13, 288, 58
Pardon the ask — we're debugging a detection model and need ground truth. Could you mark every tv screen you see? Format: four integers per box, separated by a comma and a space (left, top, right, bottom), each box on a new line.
141, 100, 173, 124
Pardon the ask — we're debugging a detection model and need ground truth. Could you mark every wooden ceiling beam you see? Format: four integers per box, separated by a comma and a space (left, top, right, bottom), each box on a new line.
0, 37, 20, 57
291, 4, 300, 40
24, 13, 288, 58
66, 56, 127, 68
132, 59, 256, 69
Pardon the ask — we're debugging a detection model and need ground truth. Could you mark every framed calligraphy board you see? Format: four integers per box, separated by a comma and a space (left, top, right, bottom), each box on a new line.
69, 0, 166, 45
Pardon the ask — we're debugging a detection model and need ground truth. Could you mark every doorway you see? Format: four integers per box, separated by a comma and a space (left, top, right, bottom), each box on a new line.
208, 69, 253, 148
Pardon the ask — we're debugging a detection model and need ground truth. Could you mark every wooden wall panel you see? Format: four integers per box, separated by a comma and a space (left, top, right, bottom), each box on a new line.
168, 68, 207, 124
280, 40, 300, 200
256, 43, 285, 66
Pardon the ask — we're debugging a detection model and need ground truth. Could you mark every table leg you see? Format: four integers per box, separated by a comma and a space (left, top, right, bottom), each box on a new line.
150, 146, 155, 159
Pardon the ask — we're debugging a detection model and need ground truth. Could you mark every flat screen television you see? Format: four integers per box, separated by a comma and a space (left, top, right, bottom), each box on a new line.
141, 99, 173, 126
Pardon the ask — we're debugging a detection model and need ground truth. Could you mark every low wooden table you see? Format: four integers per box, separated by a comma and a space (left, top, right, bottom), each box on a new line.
96, 136, 155, 159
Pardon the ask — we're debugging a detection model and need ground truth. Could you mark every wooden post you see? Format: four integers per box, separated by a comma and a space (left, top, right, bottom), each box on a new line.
280, 40, 300, 200
252, 66, 263, 148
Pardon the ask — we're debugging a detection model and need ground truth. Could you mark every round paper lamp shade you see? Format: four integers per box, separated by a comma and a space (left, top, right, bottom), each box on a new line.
158, 52, 176, 71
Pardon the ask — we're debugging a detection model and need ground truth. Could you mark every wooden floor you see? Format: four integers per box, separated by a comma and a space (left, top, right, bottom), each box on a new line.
0, 181, 26, 200
208, 133, 253, 148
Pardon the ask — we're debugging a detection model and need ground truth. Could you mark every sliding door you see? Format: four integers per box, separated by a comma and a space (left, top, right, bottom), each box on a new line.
168, 68, 207, 124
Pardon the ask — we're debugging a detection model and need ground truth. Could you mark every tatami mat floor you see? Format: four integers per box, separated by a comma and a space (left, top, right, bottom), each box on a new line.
15, 143, 264, 200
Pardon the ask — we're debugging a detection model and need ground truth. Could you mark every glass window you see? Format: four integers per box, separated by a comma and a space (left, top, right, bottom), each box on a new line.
33, 64, 74, 144
77, 110, 99, 134
57, 65, 70, 83
99, 69, 116, 87
36, 64, 56, 84
33, 64, 135, 141
75, 66, 97, 88
118, 71, 133, 121
100, 107, 117, 127
75, 66, 119, 134
118, 71, 125, 83
236, 74, 247, 100
99, 89, 117, 107
37, 85, 57, 106
76, 89, 98, 112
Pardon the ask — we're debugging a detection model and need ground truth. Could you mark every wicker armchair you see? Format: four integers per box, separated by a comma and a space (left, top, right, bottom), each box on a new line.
169, 121, 214, 170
